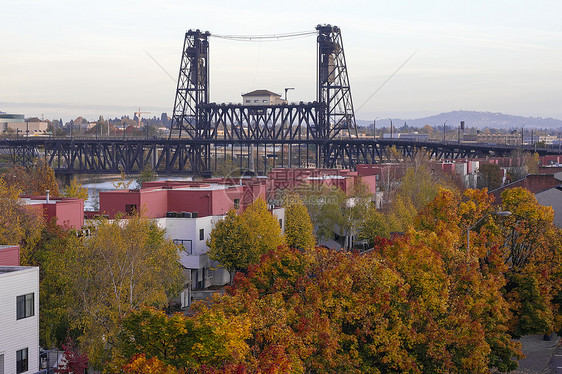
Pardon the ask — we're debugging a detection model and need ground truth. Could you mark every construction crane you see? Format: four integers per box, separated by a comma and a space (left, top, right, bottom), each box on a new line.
134, 107, 151, 127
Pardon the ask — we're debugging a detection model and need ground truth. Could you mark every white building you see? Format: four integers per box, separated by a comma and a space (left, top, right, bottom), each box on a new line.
242, 90, 287, 106
0, 266, 39, 374
0, 113, 48, 136
156, 207, 285, 308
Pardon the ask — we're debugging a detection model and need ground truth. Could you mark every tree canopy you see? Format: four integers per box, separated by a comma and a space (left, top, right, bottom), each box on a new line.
283, 194, 315, 250
207, 198, 284, 275
65, 215, 184, 367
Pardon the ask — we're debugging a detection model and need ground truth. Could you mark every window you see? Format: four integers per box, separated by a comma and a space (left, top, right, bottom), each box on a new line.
262, 99, 268, 103
125, 204, 137, 215
199, 229, 204, 241
245, 99, 250, 103
0, 354, 4, 374
279, 219, 283, 229
234, 199, 240, 209
172, 239, 192, 254
254, 99, 259, 103
16, 348, 28, 374
16, 293, 34, 320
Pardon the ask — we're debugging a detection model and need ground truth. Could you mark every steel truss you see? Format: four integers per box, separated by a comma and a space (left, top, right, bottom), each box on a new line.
1, 138, 542, 175
168, 25, 359, 173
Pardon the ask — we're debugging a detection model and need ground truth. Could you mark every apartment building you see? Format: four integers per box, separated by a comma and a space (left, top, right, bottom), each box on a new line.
0, 266, 39, 374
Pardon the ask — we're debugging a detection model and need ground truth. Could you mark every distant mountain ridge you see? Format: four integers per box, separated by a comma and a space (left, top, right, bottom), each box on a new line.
357, 111, 562, 130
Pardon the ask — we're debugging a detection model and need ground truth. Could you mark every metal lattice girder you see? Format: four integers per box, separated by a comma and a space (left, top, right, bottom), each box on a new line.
316, 24, 358, 140
202, 102, 325, 141
170, 29, 210, 139
0, 138, 548, 175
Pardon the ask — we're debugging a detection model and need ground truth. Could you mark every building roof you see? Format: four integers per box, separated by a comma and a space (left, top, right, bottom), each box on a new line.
0, 266, 32, 274
242, 89, 281, 97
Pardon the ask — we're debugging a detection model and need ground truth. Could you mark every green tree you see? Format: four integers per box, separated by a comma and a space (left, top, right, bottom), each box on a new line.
66, 215, 184, 368
136, 164, 157, 188
477, 162, 503, 190
27, 223, 81, 348
207, 209, 253, 276
357, 207, 390, 245
112, 307, 250, 372
302, 182, 371, 249
207, 198, 285, 277
284, 194, 315, 250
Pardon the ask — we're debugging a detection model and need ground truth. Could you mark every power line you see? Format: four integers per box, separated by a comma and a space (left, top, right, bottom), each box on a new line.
356, 50, 417, 112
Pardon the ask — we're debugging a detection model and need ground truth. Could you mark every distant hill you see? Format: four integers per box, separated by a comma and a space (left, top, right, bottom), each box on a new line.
357, 111, 562, 130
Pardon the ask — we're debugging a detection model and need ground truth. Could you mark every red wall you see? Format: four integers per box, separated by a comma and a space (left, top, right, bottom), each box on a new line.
24, 197, 84, 229
100, 184, 248, 218
0, 245, 20, 266
100, 191, 142, 218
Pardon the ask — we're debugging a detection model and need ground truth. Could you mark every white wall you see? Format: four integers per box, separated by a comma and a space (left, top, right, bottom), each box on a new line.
272, 207, 285, 233
0, 267, 39, 374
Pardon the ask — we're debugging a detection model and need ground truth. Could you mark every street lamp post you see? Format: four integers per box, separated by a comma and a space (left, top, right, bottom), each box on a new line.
466, 210, 512, 260
284, 87, 294, 102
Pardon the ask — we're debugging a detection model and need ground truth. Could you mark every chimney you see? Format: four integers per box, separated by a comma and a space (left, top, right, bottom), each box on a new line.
46, 190, 50, 204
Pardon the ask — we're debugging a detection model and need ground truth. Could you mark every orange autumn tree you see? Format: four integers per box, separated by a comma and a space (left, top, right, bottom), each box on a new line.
416, 187, 562, 338
2, 159, 60, 197
499, 187, 562, 336
114, 242, 522, 373
114, 188, 561, 372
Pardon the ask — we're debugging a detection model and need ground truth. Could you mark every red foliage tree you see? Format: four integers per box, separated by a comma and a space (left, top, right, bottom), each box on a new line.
55, 338, 88, 374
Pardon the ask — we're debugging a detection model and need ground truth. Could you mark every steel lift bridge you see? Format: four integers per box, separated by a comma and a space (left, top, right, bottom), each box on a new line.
2, 25, 539, 175
168, 25, 531, 174
169, 24, 363, 174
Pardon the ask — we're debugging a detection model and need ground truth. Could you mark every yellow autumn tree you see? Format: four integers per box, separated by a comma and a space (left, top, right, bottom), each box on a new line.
65, 215, 184, 368
208, 198, 285, 277
63, 176, 88, 200
0, 178, 44, 261
284, 195, 315, 250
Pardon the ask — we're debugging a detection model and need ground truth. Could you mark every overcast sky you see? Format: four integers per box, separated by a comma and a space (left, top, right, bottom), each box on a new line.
2, 0, 562, 122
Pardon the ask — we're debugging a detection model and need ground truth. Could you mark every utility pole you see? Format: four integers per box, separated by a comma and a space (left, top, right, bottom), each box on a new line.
373, 117, 379, 140
284, 87, 294, 102
443, 121, 447, 142
389, 119, 393, 139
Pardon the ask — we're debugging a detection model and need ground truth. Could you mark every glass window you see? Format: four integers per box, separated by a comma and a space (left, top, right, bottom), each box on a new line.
199, 229, 204, 241
234, 199, 240, 209
16, 293, 34, 320
16, 348, 28, 374
125, 204, 137, 215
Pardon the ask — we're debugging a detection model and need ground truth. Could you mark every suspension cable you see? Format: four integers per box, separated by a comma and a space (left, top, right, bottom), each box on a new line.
211, 30, 317, 42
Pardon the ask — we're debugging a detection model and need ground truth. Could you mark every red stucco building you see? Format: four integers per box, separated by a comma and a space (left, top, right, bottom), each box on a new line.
22, 195, 84, 229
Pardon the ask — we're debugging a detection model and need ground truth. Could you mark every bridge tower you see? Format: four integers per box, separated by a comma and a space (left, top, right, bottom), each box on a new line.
170, 29, 210, 138
316, 24, 358, 140
169, 29, 211, 172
